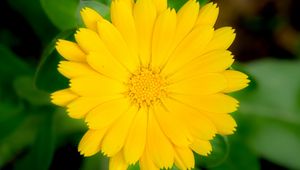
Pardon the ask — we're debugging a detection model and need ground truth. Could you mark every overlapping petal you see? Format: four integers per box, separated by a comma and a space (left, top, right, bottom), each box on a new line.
152, 103, 191, 147
168, 73, 227, 95
58, 61, 98, 79
147, 112, 174, 168
222, 70, 250, 93
80, 7, 103, 31
162, 25, 214, 74
67, 95, 122, 119
190, 139, 212, 156
123, 108, 148, 164
85, 98, 130, 129
70, 75, 125, 96
174, 0, 199, 48
78, 129, 107, 156
111, 0, 138, 57
196, 2, 219, 26
51, 88, 78, 106
174, 147, 195, 170
97, 20, 139, 72
133, 0, 157, 65
167, 50, 234, 82
86, 51, 129, 81
151, 8, 177, 67
171, 93, 239, 113
101, 106, 138, 156
109, 152, 128, 170
56, 40, 85, 62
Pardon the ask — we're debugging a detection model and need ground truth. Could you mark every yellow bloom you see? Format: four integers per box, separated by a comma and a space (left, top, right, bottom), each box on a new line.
51, 0, 249, 169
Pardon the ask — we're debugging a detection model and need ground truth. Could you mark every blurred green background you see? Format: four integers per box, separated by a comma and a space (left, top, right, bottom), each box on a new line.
0, 0, 300, 169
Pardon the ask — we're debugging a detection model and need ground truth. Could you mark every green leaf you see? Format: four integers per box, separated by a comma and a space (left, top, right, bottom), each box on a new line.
238, 59, 300, 125
53, 108, 86, 140
0, 112, 26, 142
198, 0, 209, 6
15, 111, 55, 170
210, 137, 260, 170
0, 114, 42, 168
96, 0, 111, 5
128, 163, 139, 170
13, 76, 50, 106
168, 0, 210, 11
168, 0, 188, 11
40, 0, 79, 30
81, 153, 109, 170
0, 99, 24, 119
31, 111, 55, 170
234, 59, 300, 169
196, 135, 229, 168
246, 116, 300, 170
0, 45, 31, 81
35, 30, 74, 92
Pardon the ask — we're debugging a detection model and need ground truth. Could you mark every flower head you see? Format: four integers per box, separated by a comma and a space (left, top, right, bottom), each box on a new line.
51, 0, 249, 169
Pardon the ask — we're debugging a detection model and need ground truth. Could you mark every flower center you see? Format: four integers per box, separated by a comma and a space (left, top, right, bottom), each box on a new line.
127, 67, 167, 107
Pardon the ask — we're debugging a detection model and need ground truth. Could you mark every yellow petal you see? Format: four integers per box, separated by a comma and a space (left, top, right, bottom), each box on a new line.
75, 28, 130, 75
123, 108, 147, 164
203, 27, 236, 52
174, 147, 195, 170
152, 101, 191, 147
163, 99, 217, 140
206, 113, 237, 135
222, 70, 250, 93
58, 61, 99, 79
163, 26, 214, 75
67, 95, 122, 119
78, 129, 107, 156
196, 2, 219, 26
172, 93, 239, 113
85, 98, 130, 129
168, 50, 234, 82
140, 148, 160, 170
75, 28, 103, 53
56, 39, 85, 62
174, 0, 199, 48
51, 88, 78, 106
111, 0, 138, 57
133, 0, 157, 65
153, 0, 167, 13
80, 7, 103, 31
147, 112, 174, 168
101, 106, 138, 156
97, 20, 139, 72
151, 8, 177, 67
87, 51, 129, 81
168, 73, 227, 95
187, 114, 217, 141
109, 152, 128, 170
190, 139, 212, 156
117, 0, 134, 8
70, 75, 125, 97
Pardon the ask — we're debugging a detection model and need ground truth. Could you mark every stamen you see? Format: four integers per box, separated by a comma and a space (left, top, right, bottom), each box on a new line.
127, 67, 167, 107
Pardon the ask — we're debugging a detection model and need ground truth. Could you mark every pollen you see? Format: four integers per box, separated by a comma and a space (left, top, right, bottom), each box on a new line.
127, 67, 167, 107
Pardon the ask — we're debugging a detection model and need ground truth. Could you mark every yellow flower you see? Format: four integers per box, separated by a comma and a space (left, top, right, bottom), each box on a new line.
51, 0, 249, 169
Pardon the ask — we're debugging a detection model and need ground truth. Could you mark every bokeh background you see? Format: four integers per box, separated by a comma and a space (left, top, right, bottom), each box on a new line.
1, 0, 300, 169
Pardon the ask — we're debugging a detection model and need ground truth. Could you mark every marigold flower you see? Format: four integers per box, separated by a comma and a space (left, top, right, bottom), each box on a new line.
51, 0, 249, 169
